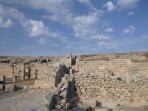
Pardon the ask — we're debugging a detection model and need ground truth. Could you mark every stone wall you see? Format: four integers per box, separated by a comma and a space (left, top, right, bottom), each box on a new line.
0, 63, 13, 77
77, 59, 148, 78
0, 63, 26, 78
0, 63, 54, 78
34, 64, 69, 88
74, 72, 148, 104
0, 55, 72, 78
49, 72, 148, 110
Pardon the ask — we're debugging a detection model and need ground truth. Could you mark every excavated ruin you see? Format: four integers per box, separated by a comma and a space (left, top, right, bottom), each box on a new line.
0, 52, 148, 111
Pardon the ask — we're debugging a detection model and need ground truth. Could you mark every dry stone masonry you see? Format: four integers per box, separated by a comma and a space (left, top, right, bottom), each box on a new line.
74, 72, 148, 103
0, 52, 148, 111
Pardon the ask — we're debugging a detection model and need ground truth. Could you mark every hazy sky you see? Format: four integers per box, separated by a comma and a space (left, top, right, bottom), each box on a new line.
0, 0, 148, 56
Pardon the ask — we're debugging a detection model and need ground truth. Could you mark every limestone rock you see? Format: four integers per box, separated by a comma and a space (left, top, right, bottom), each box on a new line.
5, 84, 16, 92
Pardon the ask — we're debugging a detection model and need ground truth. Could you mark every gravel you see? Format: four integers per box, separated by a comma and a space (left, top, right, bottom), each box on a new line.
0, 90, 52, 111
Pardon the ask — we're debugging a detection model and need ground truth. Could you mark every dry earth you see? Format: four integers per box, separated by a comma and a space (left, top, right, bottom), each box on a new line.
0, 89, 51, 111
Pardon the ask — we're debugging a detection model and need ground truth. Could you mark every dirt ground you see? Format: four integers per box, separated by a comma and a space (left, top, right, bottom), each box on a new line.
0, 89, 51, 111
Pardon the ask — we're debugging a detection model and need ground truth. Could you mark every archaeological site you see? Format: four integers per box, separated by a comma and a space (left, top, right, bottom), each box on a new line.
0, 52, 148, 111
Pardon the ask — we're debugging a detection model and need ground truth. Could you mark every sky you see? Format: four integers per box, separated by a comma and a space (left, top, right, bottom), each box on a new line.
0, 0, 148, 56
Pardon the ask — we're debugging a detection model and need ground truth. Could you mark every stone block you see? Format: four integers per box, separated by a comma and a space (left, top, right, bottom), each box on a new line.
81, 89, 85, 93
5, 84, 16, 92
23, 86, 28, 90
119, 95, 124, 100
69, 68, 73, 74
62, 77, 67, 82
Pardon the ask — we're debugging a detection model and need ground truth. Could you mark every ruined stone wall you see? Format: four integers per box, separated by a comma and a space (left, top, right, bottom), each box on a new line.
131, 62, 148, 77
0, 63, 13, 77
74, 58, 148, 104
74, 73, 148, 104
77, 59, 148, 78
0, 55, 72, 78
29, 63, 56, 79
0, 62, 56, 79
0, 63, 25, 78
34, 64, 69, 88
50, 56, 72, 67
